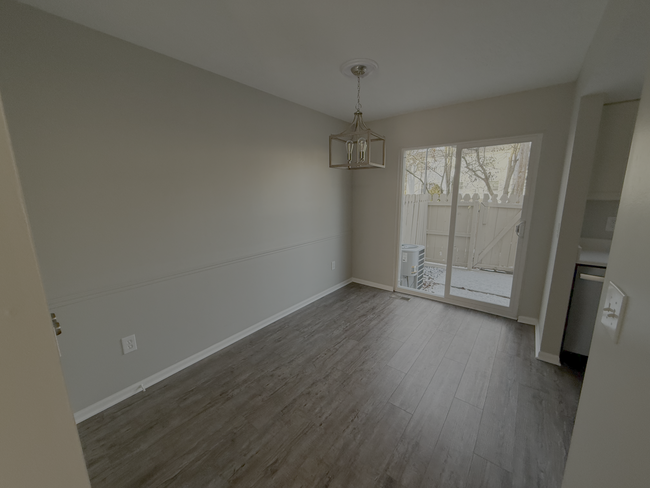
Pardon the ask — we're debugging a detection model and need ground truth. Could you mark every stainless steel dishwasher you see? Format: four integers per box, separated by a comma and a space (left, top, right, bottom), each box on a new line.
562, 264, 606, 357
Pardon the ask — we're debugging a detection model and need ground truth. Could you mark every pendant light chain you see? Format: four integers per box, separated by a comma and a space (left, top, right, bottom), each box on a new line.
355, 75, 362, 112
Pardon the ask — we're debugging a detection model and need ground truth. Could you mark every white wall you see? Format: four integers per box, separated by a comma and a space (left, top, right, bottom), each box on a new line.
0, 93, 90, 486
537, 94, 604, 361
352, 83, 576, 320
0, 0, 352, 413
588, 100, 639, 201
581, 101, 638, 240
536, 0, 650, 362
561, 66, 650, 488
577, 0, 650, 103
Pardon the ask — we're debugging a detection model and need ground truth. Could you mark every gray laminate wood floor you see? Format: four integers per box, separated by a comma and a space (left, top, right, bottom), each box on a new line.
78, 283, 583, 488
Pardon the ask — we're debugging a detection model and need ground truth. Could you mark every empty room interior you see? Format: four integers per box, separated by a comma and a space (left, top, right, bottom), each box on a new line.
2, 0, 650, 487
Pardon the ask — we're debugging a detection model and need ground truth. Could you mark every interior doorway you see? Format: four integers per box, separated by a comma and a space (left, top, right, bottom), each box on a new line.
397, 135, 541, 318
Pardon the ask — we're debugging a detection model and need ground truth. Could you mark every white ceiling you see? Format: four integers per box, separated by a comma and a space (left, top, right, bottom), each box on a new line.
17, 0, 610, 121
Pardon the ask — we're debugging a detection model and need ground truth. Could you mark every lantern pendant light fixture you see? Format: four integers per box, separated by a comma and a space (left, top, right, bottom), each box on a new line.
329, 60, 386, 170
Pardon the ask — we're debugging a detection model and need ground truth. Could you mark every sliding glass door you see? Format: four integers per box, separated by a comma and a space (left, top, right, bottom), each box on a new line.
401, 145, 456, 298
398, 136, 538, 317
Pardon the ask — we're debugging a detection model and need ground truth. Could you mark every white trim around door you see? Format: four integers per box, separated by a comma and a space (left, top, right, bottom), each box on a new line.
394, 133, 543, 320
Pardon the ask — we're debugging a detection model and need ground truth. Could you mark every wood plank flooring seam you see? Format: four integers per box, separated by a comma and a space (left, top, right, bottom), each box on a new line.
388, 332, 454, 414
77, 284, 582, 488
472, 351, 518, 474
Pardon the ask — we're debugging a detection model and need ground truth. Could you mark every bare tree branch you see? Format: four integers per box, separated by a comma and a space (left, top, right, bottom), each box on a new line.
406, 168, 426, 192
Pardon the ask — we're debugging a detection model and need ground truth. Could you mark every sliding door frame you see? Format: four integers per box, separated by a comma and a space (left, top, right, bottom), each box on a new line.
394, 133, 543, 319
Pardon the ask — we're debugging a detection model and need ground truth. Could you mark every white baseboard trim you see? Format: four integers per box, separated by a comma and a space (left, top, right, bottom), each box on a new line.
74, 278, 353, 424
517, 315, 539, 326
533, 321, 561, 366
536, 350, 562, 366
351, 278, 394, 292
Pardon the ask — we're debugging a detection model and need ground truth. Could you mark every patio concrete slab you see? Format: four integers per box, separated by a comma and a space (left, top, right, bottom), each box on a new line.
421, 265, 512, 307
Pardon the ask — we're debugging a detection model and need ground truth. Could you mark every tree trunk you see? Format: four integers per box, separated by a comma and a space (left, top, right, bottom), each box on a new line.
501, 143, 520, 200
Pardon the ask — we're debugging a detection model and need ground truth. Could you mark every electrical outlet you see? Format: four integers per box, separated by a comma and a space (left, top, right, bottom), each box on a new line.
121, 334, 137, 354
606, 216, 617, 232
331, 261, 336, 270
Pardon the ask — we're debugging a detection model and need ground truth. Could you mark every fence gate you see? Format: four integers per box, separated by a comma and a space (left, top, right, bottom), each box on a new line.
402, 193, 522, 272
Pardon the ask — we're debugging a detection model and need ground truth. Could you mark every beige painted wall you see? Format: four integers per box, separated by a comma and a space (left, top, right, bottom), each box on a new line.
561, 67, 650, 488
0, 94, 90, 486
352, 83, 575, 320
0, 0, 351, 412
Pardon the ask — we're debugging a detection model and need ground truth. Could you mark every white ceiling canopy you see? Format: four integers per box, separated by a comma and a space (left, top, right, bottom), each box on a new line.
16, 0, 609, 121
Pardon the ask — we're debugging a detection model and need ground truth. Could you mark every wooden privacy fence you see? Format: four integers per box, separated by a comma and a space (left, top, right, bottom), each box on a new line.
402, 193, 523, 272
401, 194, 430, 247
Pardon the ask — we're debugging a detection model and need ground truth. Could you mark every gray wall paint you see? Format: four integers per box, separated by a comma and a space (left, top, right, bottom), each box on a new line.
537, 94, 604, 359
562, 65, 650, 488
580, 101, 638, 240
537, 0, 648, 361
0, 1, 352, 412
351, 83, 576, 320
581, 200, 619, 239
0, 90, 90, 488
588, 101, 639, 200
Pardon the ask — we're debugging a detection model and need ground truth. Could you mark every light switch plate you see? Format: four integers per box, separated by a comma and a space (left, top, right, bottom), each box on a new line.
601, 281, 627, 343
